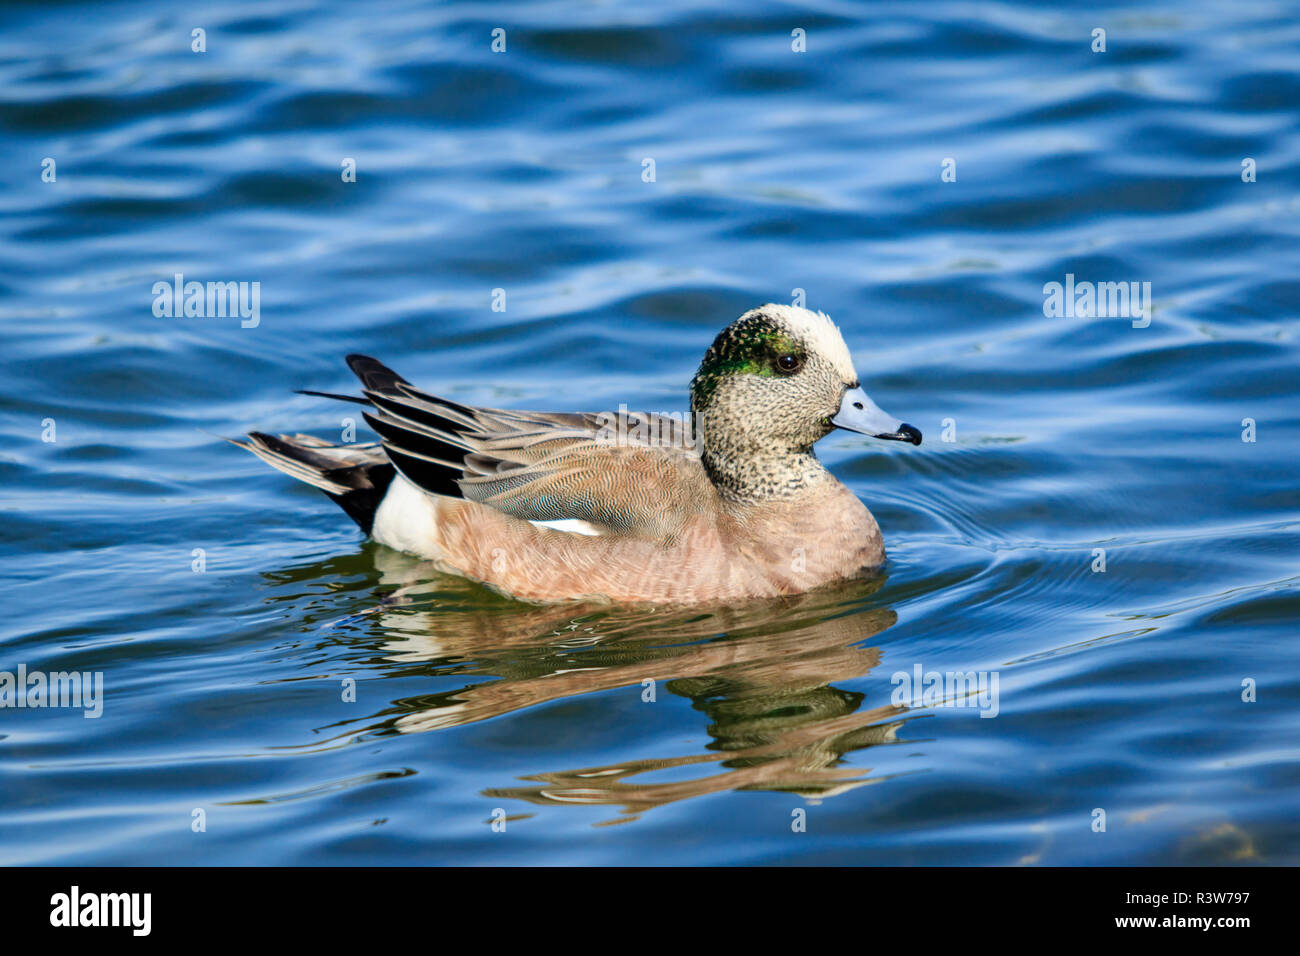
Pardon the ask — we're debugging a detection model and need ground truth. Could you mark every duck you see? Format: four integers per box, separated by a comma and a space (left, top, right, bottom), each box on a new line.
233, 304, 920, 605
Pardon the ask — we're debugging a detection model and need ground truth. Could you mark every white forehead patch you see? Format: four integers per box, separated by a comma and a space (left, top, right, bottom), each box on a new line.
749, 304, 858, 383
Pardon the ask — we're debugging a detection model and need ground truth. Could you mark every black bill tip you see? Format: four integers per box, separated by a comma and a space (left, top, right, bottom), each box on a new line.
876, 423, 922, 445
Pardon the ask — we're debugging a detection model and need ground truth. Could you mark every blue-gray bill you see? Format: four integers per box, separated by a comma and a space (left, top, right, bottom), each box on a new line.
831, 386, 922, 445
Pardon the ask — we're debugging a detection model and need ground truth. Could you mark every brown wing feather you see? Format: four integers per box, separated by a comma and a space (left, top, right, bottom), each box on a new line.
341, 355, 713, 538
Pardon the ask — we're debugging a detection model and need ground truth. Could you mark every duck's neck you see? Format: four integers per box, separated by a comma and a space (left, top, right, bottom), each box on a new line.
700, 440, 832, 503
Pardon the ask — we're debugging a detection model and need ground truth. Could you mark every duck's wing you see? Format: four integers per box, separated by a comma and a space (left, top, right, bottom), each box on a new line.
332, 355, 711, 539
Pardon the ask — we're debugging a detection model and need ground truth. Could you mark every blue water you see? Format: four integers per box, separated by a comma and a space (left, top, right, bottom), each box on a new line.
1, 0, 1298, 865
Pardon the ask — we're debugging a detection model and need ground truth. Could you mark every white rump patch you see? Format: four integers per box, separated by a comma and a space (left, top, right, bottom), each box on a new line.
372, 473, 444, 559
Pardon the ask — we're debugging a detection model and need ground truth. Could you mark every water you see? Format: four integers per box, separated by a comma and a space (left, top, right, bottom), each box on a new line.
1, 0, 1297, 865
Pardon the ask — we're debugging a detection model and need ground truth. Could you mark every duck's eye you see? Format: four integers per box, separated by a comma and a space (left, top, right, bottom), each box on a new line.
775, 353, 803, 375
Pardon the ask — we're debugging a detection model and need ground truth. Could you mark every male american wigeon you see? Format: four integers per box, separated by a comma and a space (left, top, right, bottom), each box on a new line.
235, 305, 920, 604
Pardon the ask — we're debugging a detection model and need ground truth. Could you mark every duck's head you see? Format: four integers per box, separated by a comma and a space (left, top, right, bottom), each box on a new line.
690, 305, 920, 466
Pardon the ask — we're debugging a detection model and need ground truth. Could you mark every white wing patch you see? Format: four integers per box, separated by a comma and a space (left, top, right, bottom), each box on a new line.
529, 518, 605, 536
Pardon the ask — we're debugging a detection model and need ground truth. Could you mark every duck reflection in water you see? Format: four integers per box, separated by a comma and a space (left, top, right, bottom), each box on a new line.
305, 549, 916, 824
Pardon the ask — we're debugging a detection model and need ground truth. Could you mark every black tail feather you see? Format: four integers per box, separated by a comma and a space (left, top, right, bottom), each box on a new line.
382, 446, 462, 498
295, 389, 371, 405
238, 355, 472, 534
326, 465, 396, 535
341, 355, 471, 500
233, 432, 397, 535
346, 353, 410, 393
